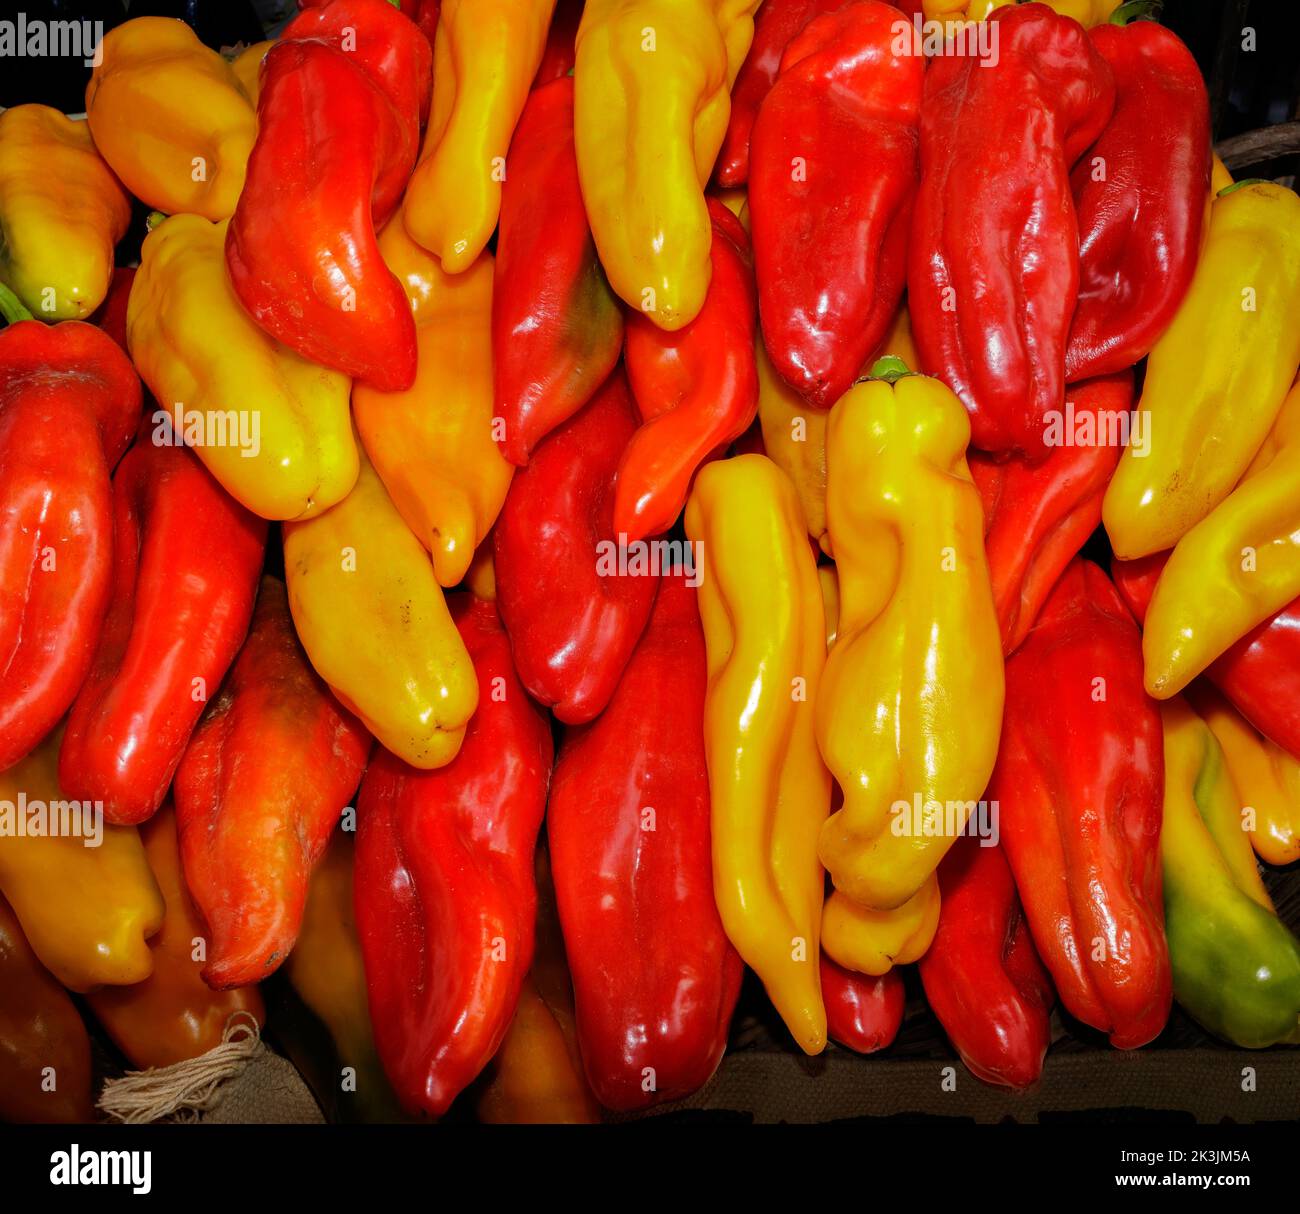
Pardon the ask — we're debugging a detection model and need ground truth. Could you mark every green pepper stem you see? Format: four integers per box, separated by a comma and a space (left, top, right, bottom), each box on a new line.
0, 281, 33, 325
1109, 0, 1162, 26
867, 355, 917, 384
1217, 177, 1271, 197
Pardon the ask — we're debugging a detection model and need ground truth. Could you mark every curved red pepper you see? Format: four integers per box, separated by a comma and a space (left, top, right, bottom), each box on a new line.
714, 0, 845, 189
910, 3, 1114, 456
549, 574, 742, 1110
990, 558, 1170, 1049
1065, 20, 1209, 382
970, 369, 1133, 655
614, 198, 759, 541
1114, 553, 1300, 762
59, 418, 267, 826
493, 75, 623, 466
0, 313, 140, 772
355, 596, 553, 1118
494, 371, 657, 724
174, 576, 372, 989
89, 267, 136, 353
533, 0, 581, 87
821, 954, 905, 1055
226, 0, 432, 391
918, 836, 1054, 1091
749, 0, 922, 408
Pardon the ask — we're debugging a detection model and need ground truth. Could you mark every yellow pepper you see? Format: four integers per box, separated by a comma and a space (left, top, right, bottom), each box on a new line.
85, 17, 257, 221
575, 0, 760, 330
127, 214, 357, 522
230, 40, 274, 104
1211, 153, 1234, 196
1142, 377, 1300, 698
0, 729, 163, 993
1189, 685, 1300, 868
0, 105, 131, 319
403, 0, 555, 271
817, 363, 1004, 912
921, 0, 1117, 23
820, 565, 839, 651
1103, 181, 1300, 560
283, 440, 478, 770
354, 215, 511, 588
821, 875, 941, 977
684, 453, 829, 1055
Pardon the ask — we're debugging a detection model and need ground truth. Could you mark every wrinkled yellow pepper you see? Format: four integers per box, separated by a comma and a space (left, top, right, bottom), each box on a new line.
403, 0, 554, 271
1143, 377, 1300, 698
354, 216, 512, 588
575, 0, 760, 330
127, 214, 357, 522
1104, 181, 1300, 560
283, 441, 478, 771
817, 365, 1004, 912
86, 17, 257, 221
822, 875, 941, 977
0, 730, 164, 993
0, 105, 131, 319
684, 454, 829, 1055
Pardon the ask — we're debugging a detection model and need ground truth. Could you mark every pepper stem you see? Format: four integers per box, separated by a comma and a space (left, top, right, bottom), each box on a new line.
1109, 0, 1162, 25
1217, 178, 1271, 197
0, 281, 33, 325
145, 210, 169, 233
868, 355, 916, 384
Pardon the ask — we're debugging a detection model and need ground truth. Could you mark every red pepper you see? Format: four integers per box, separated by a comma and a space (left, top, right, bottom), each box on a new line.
821, 954, 905, 1055
0, 294, 141, 773
493, 75, 623, 466
970, 369, 1133, 655
59, 417, 267, 826
174, 576, 372, 989
1114, 553, 1300, 762
494, 371, 657, 724
614, 198, 759, 541
917, 836, 1054, 1091
1065, 19, 1210, 382
910, 2, 1115, 456
399, 0, 440, 46
226, 0, 432, 391
714, 0, 845, 189
749, 0, 922, 408
89, 266, 136, 353
549, 573, 742, 1110
355, 595, 553, 1117
533, 0, 581, 87
989, 558, 1171, 1049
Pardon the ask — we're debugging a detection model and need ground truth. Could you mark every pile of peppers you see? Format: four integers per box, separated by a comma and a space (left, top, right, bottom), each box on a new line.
1, 0, 1298, 1128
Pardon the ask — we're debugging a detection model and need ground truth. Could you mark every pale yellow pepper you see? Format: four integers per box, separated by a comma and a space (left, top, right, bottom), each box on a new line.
128, 214, 357, 522
684, 454, 829, 1055
230, 40, 274, 104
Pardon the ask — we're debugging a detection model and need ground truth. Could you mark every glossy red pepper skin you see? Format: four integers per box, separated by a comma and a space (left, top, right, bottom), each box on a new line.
59, 419, 267, 826
821, 954, 905, 1055
614, 198, 759, 541
0, 319, 140, 772
226, 0, 432, 391
495, 372, 657, 724
549, 574, 742, 1110
910, 3, 1115, 456
493, 76, 623, 466
918, 836, 1054, 1091
749, 0, 922, 409
1065, 21, 1209, 382
990, 558, 1170, 1049
399, 0, 440, 46
174, 576, 372, 989
533, 0, 581, 87
355, 596, 553, 1118
970, 369, 1133, 655
715, 0, 845, 189
1114, 554, 1300, 762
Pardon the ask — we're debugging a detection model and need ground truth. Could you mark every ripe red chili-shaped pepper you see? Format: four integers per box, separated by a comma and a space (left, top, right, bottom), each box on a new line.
59, 417, 267, 826
0, 293, 141, 773
715, 0, 846, 189
918, 836, 1054, 1091
493, 75, 623, 466
533, 0, 581, 87
909, 2, 1115, 456
174, 576, 372, 990
970, 369, 1133, 655
494, 371, 658, 724
1065, 19, 1210, 382
614, 198, 759, 541
226, 0, 432, 391
749, 0, 923, 409
821, 954, 905, 1055
355, 596, 553, 1118
549, 574, 743, 1110
1114, 553, 1300, 762
989, 558, 1171, 1049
